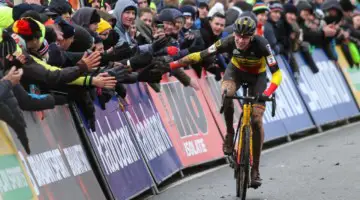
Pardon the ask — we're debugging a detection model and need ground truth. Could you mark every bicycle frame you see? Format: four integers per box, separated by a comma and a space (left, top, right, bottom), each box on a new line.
236, 88, 253, 166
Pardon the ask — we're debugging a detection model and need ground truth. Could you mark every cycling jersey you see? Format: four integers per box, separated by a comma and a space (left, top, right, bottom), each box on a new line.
171, 35, 282, 96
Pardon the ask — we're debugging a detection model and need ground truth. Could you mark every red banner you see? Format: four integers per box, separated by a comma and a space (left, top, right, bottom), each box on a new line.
197, 70, 242, 137
147, 70, 224, 167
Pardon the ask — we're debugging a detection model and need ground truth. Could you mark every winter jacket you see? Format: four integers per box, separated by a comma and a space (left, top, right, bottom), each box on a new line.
264, 19, 283, 55
0, 6, 13, 29
18, 50, 93, 88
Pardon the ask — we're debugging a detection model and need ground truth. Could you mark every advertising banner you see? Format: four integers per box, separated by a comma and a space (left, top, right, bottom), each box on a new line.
335, 46, 360, 108
0, 122, 37, 200
294, 52, 341, 125
198, 70, 242, 138
312, 49, 358, 119
148, 70, 225, 167
81, 98, 154, 200
8, 106, 106, 200
273, 55, 314, 134
124, 83, 182, 184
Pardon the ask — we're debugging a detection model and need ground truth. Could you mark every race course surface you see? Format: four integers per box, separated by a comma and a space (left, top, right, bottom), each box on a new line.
148, 122, 360, 200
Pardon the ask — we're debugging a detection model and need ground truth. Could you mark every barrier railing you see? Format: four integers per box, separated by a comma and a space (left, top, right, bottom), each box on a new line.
2, 48, 360, 200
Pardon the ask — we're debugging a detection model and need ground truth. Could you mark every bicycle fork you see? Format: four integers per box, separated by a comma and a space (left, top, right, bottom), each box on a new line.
237, 104, 253, 167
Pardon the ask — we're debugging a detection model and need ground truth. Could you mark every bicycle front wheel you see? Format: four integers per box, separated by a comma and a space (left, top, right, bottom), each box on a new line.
236, 125, 250, 199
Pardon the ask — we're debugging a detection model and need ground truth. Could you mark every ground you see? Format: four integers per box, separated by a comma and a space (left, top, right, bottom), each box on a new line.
148, 122, 360, 200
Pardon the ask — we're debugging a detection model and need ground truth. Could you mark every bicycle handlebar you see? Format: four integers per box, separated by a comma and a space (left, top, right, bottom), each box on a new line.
220, 90, 277, 117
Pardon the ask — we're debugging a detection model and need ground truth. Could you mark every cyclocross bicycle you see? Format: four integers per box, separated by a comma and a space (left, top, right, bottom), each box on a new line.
220, 83, 276, 200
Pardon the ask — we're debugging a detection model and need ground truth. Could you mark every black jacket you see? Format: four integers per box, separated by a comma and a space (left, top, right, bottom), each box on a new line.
264, 19, 283, 55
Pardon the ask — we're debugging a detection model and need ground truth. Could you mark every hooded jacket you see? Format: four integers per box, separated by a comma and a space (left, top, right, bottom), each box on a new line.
72, 7, 102, 44
113, 0, 137, 47
321, 0, 344, 24
113, 0, 154, 53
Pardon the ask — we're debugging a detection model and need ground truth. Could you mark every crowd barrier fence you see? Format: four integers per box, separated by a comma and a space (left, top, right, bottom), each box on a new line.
2, 48, 360, 200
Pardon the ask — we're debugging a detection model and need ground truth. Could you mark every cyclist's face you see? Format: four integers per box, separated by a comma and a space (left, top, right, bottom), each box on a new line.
234, 33, 252, 50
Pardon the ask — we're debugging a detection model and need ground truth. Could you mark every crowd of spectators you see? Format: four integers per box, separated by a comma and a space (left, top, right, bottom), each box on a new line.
0, 0, 359, 153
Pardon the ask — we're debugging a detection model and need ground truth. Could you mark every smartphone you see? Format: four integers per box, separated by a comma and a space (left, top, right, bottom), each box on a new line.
157, 24, 164, 29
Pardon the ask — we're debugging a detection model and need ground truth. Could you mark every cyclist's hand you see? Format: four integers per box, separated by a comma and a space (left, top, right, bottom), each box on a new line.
258, 93, 270, 101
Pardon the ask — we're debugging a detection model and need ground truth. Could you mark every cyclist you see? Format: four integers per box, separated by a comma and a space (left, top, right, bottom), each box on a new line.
168, 12, 282, 188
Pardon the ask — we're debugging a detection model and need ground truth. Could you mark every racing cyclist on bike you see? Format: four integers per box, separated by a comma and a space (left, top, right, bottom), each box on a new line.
168, 12, 282, 188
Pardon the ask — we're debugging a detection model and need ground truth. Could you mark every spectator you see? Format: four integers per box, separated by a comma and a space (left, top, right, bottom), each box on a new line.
48, 0, 73, 22
194, 1, 209, 29
199, 12, 227, 80
252, 0, 269, 36
96, 19, 112, 40
179, 5, 197, 40
138, 0, 150, 8
136, 7, 154, 45
264, 1, 284, 55
297, 0, 336, 47
71, 7, 103, 51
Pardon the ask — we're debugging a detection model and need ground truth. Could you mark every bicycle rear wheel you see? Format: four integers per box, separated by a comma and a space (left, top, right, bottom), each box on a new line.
236, 125, 250, 199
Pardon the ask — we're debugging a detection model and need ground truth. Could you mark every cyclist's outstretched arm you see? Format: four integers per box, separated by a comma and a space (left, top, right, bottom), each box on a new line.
262, 42, 283, 97
169, 36, 234, 70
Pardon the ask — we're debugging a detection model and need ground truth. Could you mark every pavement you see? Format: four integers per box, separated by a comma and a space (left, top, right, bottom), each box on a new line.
148, 122, 360, 200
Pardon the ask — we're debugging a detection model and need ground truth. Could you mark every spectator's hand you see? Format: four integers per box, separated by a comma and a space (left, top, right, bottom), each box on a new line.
184, 32, 195, 40
189, 79, 200, 91
152, 36, 169, 52
15, 54, 27, 65
2, 66, 23, 85
92, 73, 117, 89
105, 3, 112, 12
323, 25, 337, 37
78, 52, 101, 70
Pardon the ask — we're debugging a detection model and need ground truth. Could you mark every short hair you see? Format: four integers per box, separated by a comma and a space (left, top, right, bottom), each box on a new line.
139, 7, 153, 17
211, 12, 226, 21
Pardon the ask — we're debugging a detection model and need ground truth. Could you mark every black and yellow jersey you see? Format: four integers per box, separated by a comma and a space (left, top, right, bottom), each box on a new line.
170, 35, 282, 96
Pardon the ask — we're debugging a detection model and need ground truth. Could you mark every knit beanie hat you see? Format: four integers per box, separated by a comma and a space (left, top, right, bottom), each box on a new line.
268, 1, 284, 12
252, 0, 269, 15
96, 18, 112, 34
283, 3, 298, 14
12, 18, 42, 41
180, 5, 196, 20
157, 8, 183, 23
296, 1, 313, 13
0, 29, 17, 58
